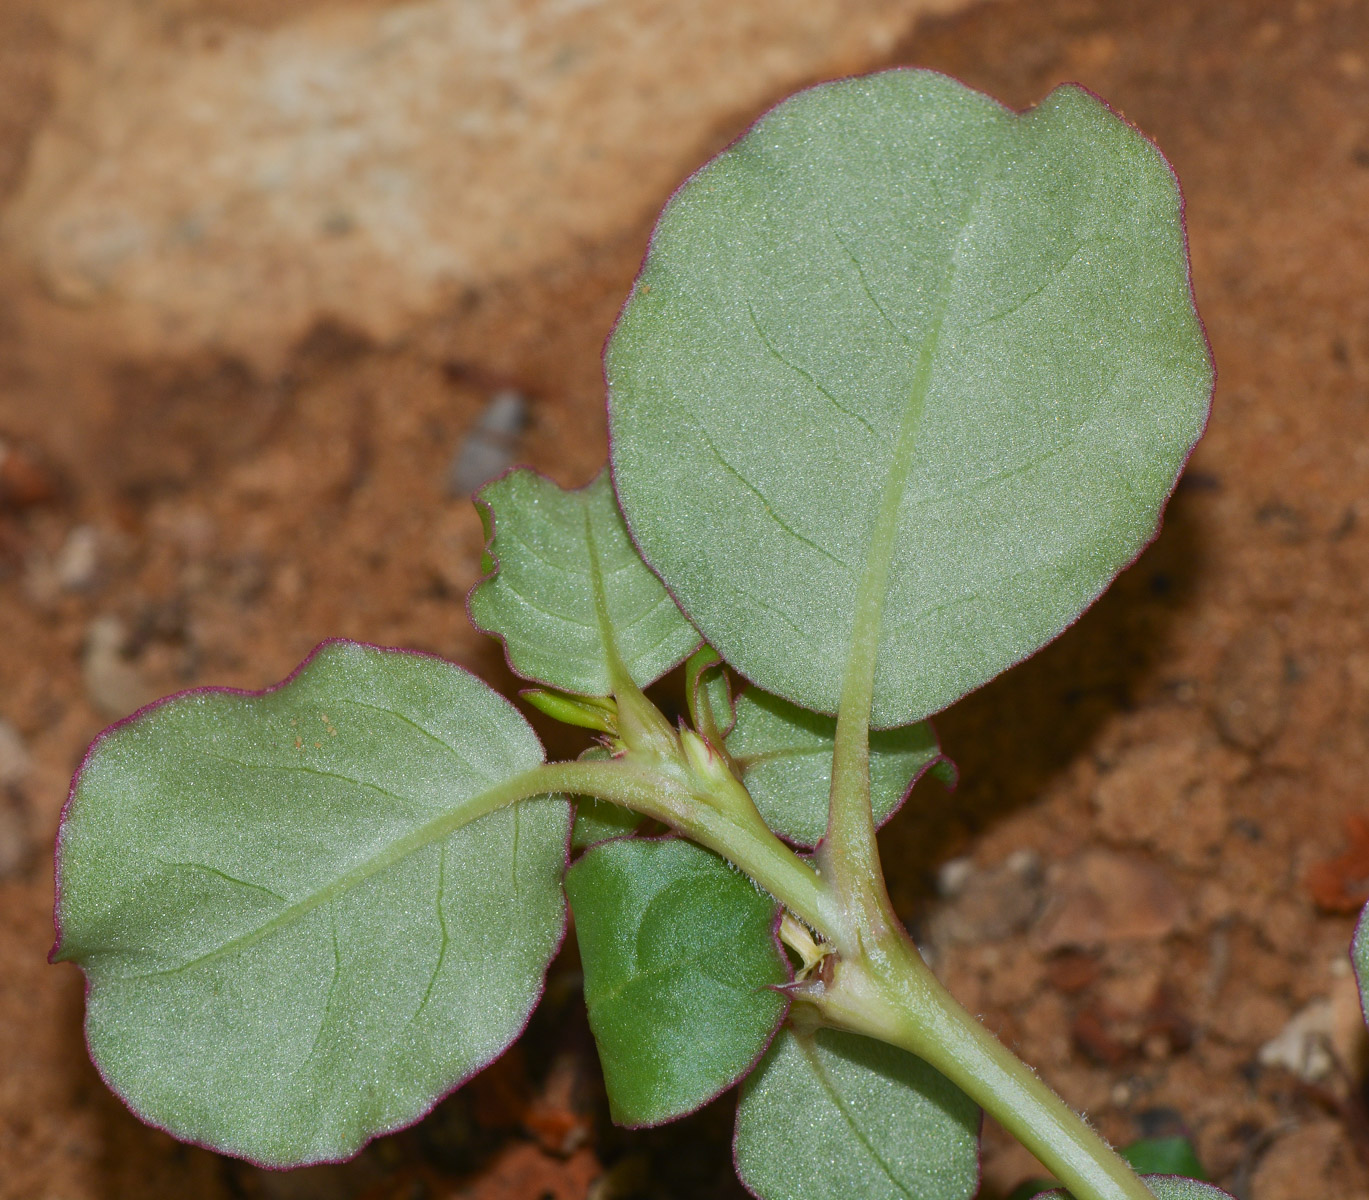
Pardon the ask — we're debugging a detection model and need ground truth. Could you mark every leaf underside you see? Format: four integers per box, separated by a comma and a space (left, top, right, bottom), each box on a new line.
565, 837, 790, 1127
607, 69, 1212, 728
469, 467, 698, 696
734, 1026, 980, 1200
54, 641, 570, 1167
725, 685, 943, 846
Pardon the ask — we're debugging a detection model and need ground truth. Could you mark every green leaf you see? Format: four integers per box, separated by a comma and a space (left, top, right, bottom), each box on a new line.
685, 644, 736, 743
469, 467, 699, 696
53, 640, 570, 1167
1122, 1137, 1206, 1181
724, 686, 944, 846
1137, 1182, 1233, 1200
607, 70, 1212, 727
734, 1026, 980, 1200
1350, 899, 1369, 1025
522, 688, 619, 734
565, 836, 790, 1126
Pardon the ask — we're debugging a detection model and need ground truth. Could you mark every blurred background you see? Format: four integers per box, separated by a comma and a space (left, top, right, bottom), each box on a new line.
1, 1, 1368, 1197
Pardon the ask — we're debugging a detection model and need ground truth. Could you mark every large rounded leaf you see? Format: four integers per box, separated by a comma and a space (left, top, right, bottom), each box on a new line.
734, 1026, 980, 1200
52, 641, 570, 1166
607, 70, 1211, 727
566, 837, 790, 1126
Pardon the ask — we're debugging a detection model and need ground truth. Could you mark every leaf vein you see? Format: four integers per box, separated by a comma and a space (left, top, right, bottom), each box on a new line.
743, 300, 881, 440
697, 425, 854, 575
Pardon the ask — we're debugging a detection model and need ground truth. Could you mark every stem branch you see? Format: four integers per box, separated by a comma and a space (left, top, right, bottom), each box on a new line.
811, 928, 1155, 1200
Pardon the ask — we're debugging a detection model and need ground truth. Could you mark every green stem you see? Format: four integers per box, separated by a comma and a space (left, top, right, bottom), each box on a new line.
823, 301, 939, 920
809, 926, 1154, 1200
528, 757, 837, 937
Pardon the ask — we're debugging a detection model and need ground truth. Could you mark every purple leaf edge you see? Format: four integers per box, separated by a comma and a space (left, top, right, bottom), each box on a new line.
50, 636, 575, 1170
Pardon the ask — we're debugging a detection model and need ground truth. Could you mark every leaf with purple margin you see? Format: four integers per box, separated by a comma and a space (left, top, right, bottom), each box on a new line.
53, 641, 570, 1167
724, 685, 945, 847
469, 467, 698, 697
607, 70, 1212, 728
734, 1025, 980, 1200
565, 836, 790, 1126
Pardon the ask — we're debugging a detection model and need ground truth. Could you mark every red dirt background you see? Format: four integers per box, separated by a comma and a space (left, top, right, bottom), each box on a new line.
2, 1, 1367, 1198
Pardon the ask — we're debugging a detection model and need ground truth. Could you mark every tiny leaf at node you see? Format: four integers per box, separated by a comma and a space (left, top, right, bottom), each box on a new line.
725, 686, 945, 846
608, 70, 1212, 727
734, 1026, 980, 1200
685, 644, 736, 743
469, 467, 699, 696
53, 641, 570, 1167
565, 837, 790, 1126
1121, 1137, 1206, 1181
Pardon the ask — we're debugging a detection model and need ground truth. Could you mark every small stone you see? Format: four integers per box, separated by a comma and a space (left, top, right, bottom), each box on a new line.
447, 389, 528, 497
83, 615, 155, 719
1258, 999, 1335, 1082
54, 525, 102, 592
1212, 626, 1286, 750
928, 850, 1044, 945
936, 856, 975, 898
1034, 850, 1186, 951
0, 720, 29, 788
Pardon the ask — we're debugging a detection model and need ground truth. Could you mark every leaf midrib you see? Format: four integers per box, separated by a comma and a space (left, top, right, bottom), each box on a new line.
115, 767, 549, 982
797, 1033, 918, 1200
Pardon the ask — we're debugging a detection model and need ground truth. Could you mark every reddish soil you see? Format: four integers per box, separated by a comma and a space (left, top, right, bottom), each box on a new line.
2, 0, 1368, 1198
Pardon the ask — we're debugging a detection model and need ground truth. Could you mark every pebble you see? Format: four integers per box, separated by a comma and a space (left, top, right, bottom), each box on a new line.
54, 525, 102, 592
446, 389, 528, 497
928, 850, 1045, 946
82, 615, 154, 718
1034, 850, 1187, 951
1258, 998, 1335, 1081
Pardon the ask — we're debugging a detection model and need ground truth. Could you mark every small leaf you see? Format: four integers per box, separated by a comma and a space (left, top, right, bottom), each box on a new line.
1121, 1137, 1206, 1181
685, 644, 736, 743
724, 687, 945, 846
53, 640, 570, 1167
565, 837, 790, 1126
734, 1026, 980, 1200
469, 467, 699, 696
522, 688, 618, 734
608, 70, 1212, 727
